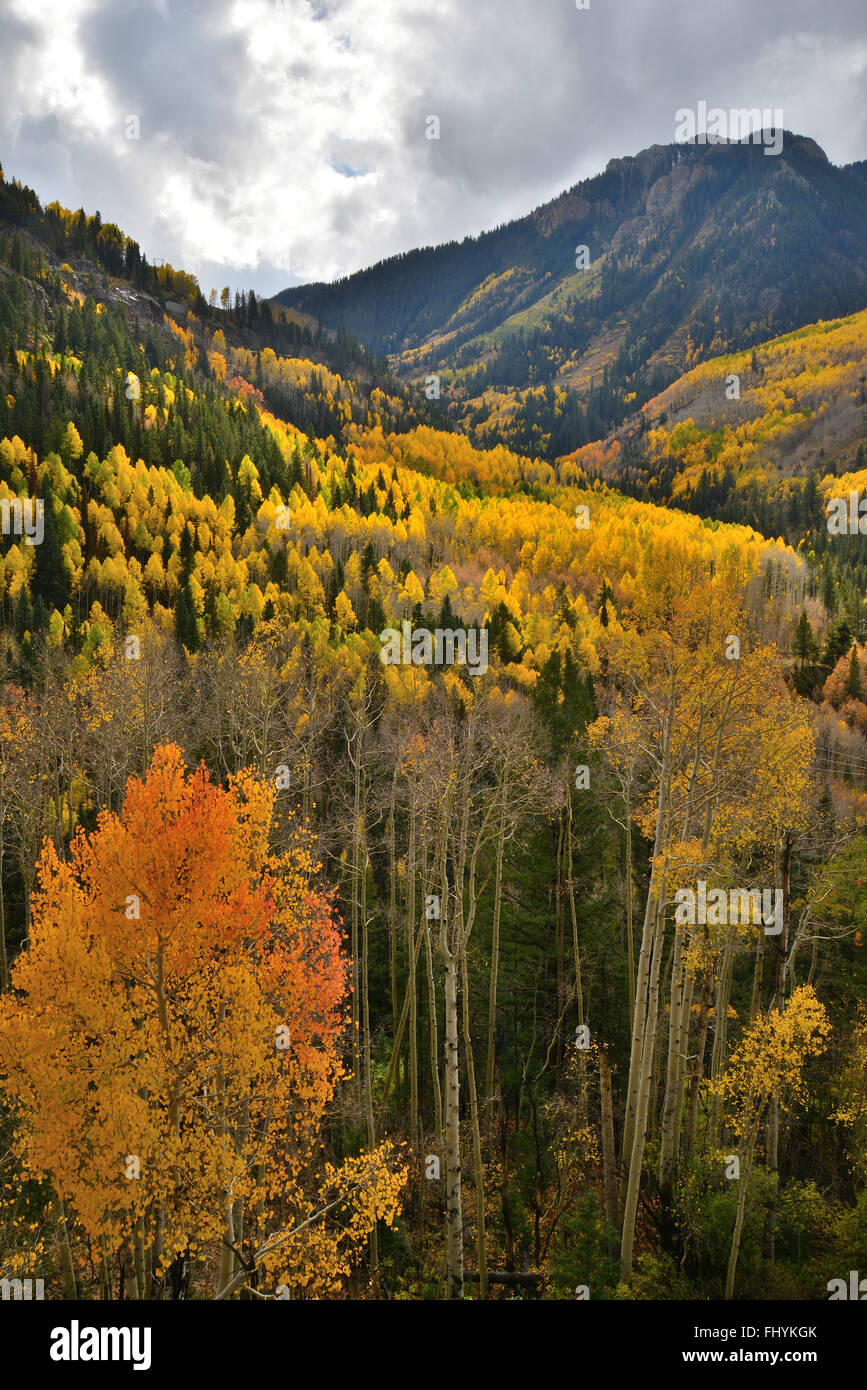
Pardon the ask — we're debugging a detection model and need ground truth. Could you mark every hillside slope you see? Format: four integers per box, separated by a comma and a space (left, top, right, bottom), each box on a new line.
573, 306, 867, 503
0, 164, 447, 450
277, 135, 867, 458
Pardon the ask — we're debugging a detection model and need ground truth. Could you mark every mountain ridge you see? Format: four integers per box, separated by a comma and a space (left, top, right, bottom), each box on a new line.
275, 133, 867, 459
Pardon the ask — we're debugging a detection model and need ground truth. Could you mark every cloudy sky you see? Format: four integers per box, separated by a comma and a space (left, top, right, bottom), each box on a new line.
1, 0, 865, 297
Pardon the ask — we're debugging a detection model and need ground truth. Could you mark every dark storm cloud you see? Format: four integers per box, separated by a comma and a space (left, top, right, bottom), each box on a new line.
78, 0, 246, 161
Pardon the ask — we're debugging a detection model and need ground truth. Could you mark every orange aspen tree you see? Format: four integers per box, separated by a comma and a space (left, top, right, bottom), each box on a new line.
0, 744, 404, 1299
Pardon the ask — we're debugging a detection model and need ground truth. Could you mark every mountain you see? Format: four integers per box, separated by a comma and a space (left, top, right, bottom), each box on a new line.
0, 163, 446, 452
559, 306, 867, 541
276, 135, 867, 458
0, 154, 809, 689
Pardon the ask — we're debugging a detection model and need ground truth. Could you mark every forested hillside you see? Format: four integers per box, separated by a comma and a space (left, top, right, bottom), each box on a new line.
278, 136, 867, 461
0, 150, 866, 1308
564, 308, 866, 540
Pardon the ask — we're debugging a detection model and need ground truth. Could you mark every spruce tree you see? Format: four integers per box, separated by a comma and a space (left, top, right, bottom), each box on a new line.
32, 483, 69, 613
845, 645, 863, 701
793, 610, 813, 668
174, 580, 200, 652
270, 546, 289, 585
13, 584, 33, 642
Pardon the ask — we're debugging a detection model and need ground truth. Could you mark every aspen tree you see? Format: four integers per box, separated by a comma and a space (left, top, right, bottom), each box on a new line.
407, 792, 419, 1145
483, 708, 549, 1112
485, 786, 508, 1113
599, 1049, 620, 1226
716, 986, 829, 1299
0, 745, 405, 1297
346, 673, 379, 1107
586, 703, 646, 1030
609, 581, 815, 1276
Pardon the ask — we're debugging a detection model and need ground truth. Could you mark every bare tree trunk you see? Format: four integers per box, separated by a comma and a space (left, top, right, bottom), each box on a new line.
407, 804, 419, 1147
55, 1198, 78, 1299
100, 1237, 113, 1301
659, 703, 707, 1196
625, 790, 635, 1030
684, 951, 714, 1158
422, 841, 443, 1141
461, 947, 488, 1299
361, 801, 378, 1282
766, 835, 792, 1268
599, 1049, 620, 1227
123, 1246, 141, 1301
382, 921, 425, 1107
388, 775, 398, 1019
484, 791, 507, 1112
621, 889, 667, 1276
134, 1219, 147, 1302
350, 724, 362, 1103
622, 707, 672, 1171
554, 812, 565, 1091
442, 936, 462, 1299
725, 1117, 760, 1300
767, 835, 792, 1172
150, 1205, 165, 1300
749, 929, 766, 1026
565, 777, 587, 1122
659, 917, 689, 1201
216, 1021, 236, 1299
437, 789, 463, 1300
708, 924, 736, 1148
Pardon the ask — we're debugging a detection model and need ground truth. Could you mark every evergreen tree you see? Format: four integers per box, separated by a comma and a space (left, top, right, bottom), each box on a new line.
822, 619, 853, 667
793, 610, 815, 668
13, 583, 33, 642
32, 483, 69, 613
822, 561, 837, 615
270, 546, 289, 585
845, 645, 863, 701
179, 521, 195, 580
174, 580, 200, 652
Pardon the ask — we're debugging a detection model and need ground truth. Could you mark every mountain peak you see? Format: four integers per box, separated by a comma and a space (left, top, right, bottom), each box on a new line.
276, 130, 866, 459
602, 131, 829, 175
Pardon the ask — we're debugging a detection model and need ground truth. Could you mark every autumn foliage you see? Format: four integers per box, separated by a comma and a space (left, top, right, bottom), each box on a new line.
0, 744, 405, 1298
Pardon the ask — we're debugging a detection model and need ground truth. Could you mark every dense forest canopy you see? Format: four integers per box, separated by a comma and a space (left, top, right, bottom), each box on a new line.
0, 140, 866, 1312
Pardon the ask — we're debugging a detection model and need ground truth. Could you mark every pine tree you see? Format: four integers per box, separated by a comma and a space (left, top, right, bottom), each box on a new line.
822, 619, 852, 667
32, 483, 69, 613
793, 610, 814, 668
13, 583, 32, 641
822, 562, 837, 616
270, 546, 289, 585
845, 645, 863, 701
178, 522, 195, 580
174, 580, 199, 652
